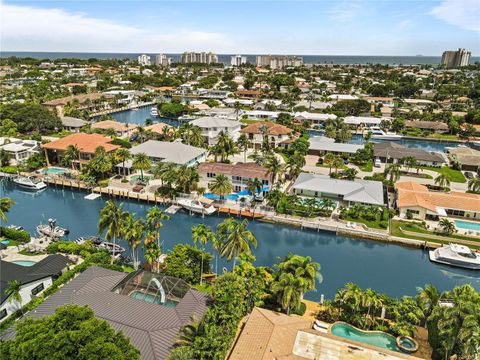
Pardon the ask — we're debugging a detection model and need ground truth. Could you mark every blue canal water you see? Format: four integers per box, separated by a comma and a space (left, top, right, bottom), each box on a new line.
1, 183, 479, 300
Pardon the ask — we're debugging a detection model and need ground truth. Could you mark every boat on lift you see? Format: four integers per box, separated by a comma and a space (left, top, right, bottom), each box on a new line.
429, 244, 480, 270
177, 198, 216, 215
367, 127, 403, 141
13, 176, 47, 190
37, 218, 69, 238
150, 107, 159, 117
178, 115, 196, 122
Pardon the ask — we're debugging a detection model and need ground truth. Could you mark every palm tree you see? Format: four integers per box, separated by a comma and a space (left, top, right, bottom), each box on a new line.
270, 272, 304, 315
285, 152, 305, 179
362, 289, 382, 328
467, 177, 480, 193
136, 126, 146, 143
384, 163, 402, 183
335, 282, 363, 315
416, 284, 440, 326
343, 167, 358, 180
176, 316, 203, 346
5, 280, 22, 315
144, 242, 162, 273
64, 144, 80, 170
116, 148, 131, 180
236, 133, 251, 163
265, 155, 283, 184
209, 174, 232, 200
434, 173, 450, 188
401, 156, 417, 174
439, 218, 455, 234
233, 101, 242, 121
192, 224, 216, 284
132, 152, 151, 182
98, 200, 127, 264
246, 177, 263, 196
217, 218, 257, 270
214, 131, 238, 162
277, 253, 322, 300
145, 207, 169, 248
305, 92, 316, 111
323, 152, 336, 174
332, 156, 344, 173
0, 197, 15, 223
121, 213, 144, 269
319, 198, 336, 212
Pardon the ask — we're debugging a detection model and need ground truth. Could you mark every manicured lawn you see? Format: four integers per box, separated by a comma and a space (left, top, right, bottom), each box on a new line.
18, 249, 43, 256
316, 163, 348, 171
341, 213, 388, 230
421, 166, 466, 183
358, 160, 373, 172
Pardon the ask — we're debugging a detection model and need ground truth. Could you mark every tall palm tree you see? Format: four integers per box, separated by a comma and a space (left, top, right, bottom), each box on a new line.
401, 156, 417, 174
98, 200, 127, 264
145, 207, 170, 248
305, 92, 316, 111
285, 152, 305, 179
416, 284, 440, 326
434, 173, 450, 188
214, 131, 237, 162
5, 280, 23, 315
121, 213, 144, 269
0, 197, 15, 223
439, 218, 455, 234
335, 282, 364, 315
176, 316, 203, 346
209, 174, 233, 200
323, 152, 336, 174
136, 126, 146, 143
265, 155, 283, 184
384, 163, 402, 183
132, 152, 151, 182
246, 177, 263, 196
233, 101, 242, 121
467, 177, 480, 193
144, 242, 162, 273
236, 133, 251, 163
277, 254, 322, 300
362, 288, 382, 327
192, 224, 216, 284
217, 218, 257, 270
116, 148, 131, 180
332, 156, 344, 173
187, 126, 205, 148
270, 272, 304, 315
64, 144, 80, 170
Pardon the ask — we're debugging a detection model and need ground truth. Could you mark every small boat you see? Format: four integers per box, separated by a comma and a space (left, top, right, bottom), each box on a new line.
7, 225, 24, 231
37, 218, 69, 238
178, 115, 196, 122
13, 176, 47, 190
75, 235, 102, 246
368, 127, 403, 140
177, 198, 216, 215
150, 107, 159, 117
98, 241, 126, 255
429, 244, 480, 270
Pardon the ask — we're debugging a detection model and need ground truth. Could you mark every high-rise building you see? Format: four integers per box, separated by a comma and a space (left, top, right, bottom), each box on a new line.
230, 55, 247, 67
441, 48, 471, 68
155, 54, 171, 67
137, 54, 151, 66
181, 52, 218, 64
255, 55, 303, 69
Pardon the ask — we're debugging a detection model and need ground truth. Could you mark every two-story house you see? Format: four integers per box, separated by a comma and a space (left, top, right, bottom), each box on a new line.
190, 117, 241, 145
239, 122, 295, 149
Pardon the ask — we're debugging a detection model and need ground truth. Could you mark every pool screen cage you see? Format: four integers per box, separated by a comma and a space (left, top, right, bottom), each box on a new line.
112, 270, 191, 304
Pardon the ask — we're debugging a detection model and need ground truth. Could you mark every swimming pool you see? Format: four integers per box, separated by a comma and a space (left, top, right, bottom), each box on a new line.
203, 193, 240, 201
330, 322, 402, 353
454, 220, 480, 231
42, 167, 68, 174
129, 290, 178, 307
12, 260, 37, 267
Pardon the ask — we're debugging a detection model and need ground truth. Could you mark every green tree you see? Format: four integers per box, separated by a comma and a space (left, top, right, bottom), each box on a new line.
163, 244, 211, 283
384, 163, 402, 183
192, 224, 216, 284
64, 144, 80, 170
236, 133, 251, 163
0, 197, 15, 223
434, 173, 450, 188
0, 304, 140, 359
208, 174, 232, 200
5, 280, 22, 315
98, 200, 126, 263
401, 156, 417, 174
323, 152, 336, 174
121, 213, 144, 269
416, 284, 440, 326
132, 152, 151, 182
467, 177, 480, 193
285, 152, 305, 179
115, 148, 131, 180
270, 272, 304, 315
265, 154, 283, 184
144, 242, 162, 273
145, 206, 169, 248
439, 218, 455, 234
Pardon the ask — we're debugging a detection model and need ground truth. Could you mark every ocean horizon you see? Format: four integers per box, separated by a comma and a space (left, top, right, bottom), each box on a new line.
2, 51, 479, 66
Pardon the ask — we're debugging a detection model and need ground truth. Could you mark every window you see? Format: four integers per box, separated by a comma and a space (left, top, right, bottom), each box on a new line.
0, 308, 7, 320
232, 176, 242, 182
445, 209, 465, 217
207, 172, 215, 178
31, 283, 45, 296
234, 186, 241, 192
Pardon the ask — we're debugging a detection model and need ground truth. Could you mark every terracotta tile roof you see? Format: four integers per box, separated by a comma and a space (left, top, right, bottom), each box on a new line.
228, 307, 312, 360
145, 123, 171, 135
240, 121, 293, 136
91, 120, 137, 132
43, 93, 113, 106
198, 162, 269, 180
42, 133, 119, 154
395, 181, 480, 213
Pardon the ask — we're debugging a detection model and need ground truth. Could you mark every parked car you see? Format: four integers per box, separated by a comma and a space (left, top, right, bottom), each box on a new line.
464, 171, 473, 179
374, 158, 382, 168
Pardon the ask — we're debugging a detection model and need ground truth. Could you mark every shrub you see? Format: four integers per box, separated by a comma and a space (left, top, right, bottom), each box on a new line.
163, 244, 212, 284
290, 302, 307, 316
0, 226, 30, 243
0, 166, 21, 174
111, 138, 132, 148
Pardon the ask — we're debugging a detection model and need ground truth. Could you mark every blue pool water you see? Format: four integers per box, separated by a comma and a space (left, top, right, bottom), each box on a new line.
12, 260, 37, 267
454, 220, 480, 231
42, 167, 68, 174
1, 183, 479, 299
130, 290, 178, 307
203, 193, 240, 201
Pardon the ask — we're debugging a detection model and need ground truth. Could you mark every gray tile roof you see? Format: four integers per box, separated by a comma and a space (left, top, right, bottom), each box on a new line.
292, 173, 385, 206
61, 116, 88, 128
190, 116, 241, 128
129, 140, 207, 165
0, 266, 210, 360
374, 142, 445, 163
309, 136, 364, 154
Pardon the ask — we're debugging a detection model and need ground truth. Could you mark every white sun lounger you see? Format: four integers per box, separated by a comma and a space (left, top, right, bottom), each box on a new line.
313, 323, 328, 333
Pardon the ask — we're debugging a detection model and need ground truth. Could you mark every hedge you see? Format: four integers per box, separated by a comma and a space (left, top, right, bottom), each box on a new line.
111, 138, 132, 148
0, 227, 31, 243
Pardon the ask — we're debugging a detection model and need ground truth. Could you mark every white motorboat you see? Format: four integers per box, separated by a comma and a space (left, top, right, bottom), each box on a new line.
13, 176, 47, 190
177, 198, 216, 215
429, 244, 480, 270
98, 241, 126, 255
178, 115, 196, 122
368, 127, 403, 140
37, 219, 69, 238
150, 107, 159, 117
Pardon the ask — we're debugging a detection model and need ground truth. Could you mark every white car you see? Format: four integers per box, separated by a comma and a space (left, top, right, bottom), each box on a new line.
374, 158, 382, 168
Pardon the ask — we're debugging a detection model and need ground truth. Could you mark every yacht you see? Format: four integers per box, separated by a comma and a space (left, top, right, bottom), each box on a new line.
178, 115, 196, 123
13, 176, 47, 190
368, 127, 403, 140
37, 218, 69, 238
177, 198, 216, 215
150, 107, 159, 117
429, 244, 480, 270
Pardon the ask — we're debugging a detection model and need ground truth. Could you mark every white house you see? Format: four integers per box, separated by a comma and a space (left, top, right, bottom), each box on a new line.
308, 136, 364, 156
343, 116, 386, 127
198, 107, 240, 120
239, 122, 294, 149
223, 98, 254, 107
0, 138, 41, 165
190, 117, 241, 145
243, 110, 279, 121
294, 112, 337, 125
0, 255, 69, 322
328, 94, 358, 101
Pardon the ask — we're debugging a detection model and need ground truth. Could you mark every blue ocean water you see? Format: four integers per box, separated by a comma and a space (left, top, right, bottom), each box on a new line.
3, 51, 479, 65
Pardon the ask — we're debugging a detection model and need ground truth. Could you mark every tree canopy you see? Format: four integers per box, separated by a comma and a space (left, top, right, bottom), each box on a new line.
0, 103, 61, 134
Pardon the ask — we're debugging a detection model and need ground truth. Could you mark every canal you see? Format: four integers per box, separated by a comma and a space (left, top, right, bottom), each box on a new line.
2, 183, 479, 300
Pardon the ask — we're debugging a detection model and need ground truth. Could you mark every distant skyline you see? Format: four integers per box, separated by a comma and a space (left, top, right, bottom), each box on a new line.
1, 0, 479, 56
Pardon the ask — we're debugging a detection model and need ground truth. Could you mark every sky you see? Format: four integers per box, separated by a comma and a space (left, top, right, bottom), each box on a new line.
1, 0, 479, 55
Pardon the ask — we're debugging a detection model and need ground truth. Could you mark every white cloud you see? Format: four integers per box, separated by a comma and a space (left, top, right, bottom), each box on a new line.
328, 1, 363, 23
0, 3, 230, 52
430, 0, 480, 32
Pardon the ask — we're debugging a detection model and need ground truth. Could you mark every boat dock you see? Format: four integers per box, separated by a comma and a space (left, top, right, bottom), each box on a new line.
165, 205, 182, 214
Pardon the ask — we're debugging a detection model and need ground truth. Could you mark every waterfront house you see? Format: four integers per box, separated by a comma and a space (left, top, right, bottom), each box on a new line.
42, 133, 120, 167
0, 255, 69, 322
294, 112, 337, 125
363, 96, 395, 107
404, 120, 449, 134
91, 120, 137, 138
328, 94, 358, 101
235, 89, 262, 99
308, 136, 364, 156
198, 162, 269, 193
291, 173, 386, 206
240, 122, 294, 149
395, 181, 480, 221
190, 117, 241, 145
61, 116, 88, 133
243, 110, 279, 121
0, 138, 41, 165
0, 266, 211, 360
373, 142, 446, 167
42, 93, 115, 117
447, 147, 480, 172
197, 107, 240, 120
343, 116, 384, 127
294, 100, 332, 110
144, 123, 172, 137
224, 98, 254, 107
